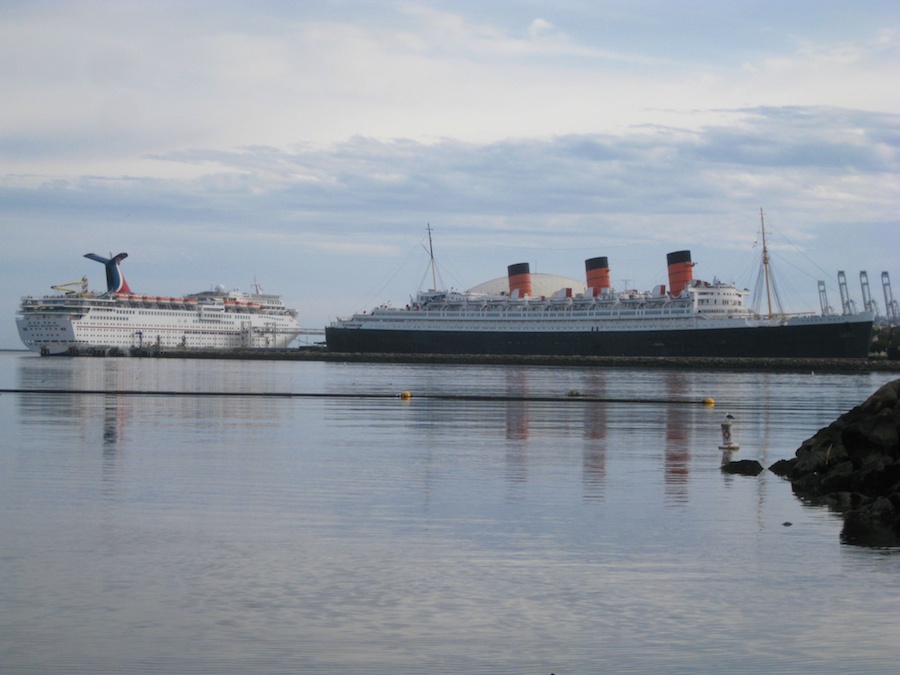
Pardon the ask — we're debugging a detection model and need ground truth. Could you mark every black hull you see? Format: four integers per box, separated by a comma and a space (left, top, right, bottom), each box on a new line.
326, 320, 873, 359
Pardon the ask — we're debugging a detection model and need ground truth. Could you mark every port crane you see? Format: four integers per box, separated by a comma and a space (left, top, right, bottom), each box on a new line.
883, 272, 898, 323
860, 272, 878, 316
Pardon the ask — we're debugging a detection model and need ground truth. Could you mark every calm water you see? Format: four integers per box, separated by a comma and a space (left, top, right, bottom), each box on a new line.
1, 352, 899, 674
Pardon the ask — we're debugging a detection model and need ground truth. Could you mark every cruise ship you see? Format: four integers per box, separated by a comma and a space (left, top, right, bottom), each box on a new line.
326, 230, 874, 359
17, 253, 302, 355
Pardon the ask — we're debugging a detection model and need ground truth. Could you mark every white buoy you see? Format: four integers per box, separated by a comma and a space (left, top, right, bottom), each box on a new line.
718, 413, 740, 450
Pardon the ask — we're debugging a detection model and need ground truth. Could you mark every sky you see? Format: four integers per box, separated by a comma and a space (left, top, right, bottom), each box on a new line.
2, 0, 899, 348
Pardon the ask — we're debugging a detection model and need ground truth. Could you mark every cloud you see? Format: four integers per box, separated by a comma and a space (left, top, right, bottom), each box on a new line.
1, 2, 899, 346
527, 18, 556, 40
4, 0, 897, 170
5, 105, 897, 261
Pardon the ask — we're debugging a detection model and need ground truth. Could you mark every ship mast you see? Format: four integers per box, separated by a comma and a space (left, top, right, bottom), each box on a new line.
760, 208, 774, 319
427, 223, 437, 291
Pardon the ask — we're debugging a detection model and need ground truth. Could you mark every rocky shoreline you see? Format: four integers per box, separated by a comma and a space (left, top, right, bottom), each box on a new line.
769, 378, 900, 546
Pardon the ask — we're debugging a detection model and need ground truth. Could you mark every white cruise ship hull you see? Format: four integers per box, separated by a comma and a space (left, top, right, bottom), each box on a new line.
18, 251, 302, 355
18, 297, 301, 355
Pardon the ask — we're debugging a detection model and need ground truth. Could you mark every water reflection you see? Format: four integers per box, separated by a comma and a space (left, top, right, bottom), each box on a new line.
841, 518, 900, 548
15, 358, 720, 511
503, 370, 528, 492
4, 354, 899, 675
12, 356, 889, 531
15, 357, 287, 432
664, 371, 691, 504
582, 373, 608, 501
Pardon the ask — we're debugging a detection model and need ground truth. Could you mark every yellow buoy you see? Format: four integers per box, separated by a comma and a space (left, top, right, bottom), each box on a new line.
703, 397, 715, 406
400, 391, 412, 400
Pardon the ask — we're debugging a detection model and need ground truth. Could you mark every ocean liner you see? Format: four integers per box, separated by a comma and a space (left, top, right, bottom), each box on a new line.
17, 253, 301, 355
326, 226, 874, 359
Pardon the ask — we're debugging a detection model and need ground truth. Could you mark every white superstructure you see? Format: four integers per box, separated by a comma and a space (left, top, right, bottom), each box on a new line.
16, 253, 301, 355
334, 276, 758, 332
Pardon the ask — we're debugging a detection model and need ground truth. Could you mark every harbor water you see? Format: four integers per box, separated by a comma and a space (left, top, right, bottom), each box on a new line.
1, 351, 899, 674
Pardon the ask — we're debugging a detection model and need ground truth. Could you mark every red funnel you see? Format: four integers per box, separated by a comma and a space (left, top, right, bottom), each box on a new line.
667, 250, 694, 296
507, 263, 532, 298
585, 257, 610, 295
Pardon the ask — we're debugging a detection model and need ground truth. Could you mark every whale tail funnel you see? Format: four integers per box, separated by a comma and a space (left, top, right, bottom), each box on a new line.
84, 252, 132, 295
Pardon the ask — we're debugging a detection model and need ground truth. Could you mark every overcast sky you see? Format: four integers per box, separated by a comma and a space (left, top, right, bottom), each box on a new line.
3, 0, 899, 348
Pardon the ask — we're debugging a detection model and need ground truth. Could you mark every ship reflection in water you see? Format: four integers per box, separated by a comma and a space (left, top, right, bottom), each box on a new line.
16, 361, 709, 505
487, 369, 701, 503
3, 354, 898, 675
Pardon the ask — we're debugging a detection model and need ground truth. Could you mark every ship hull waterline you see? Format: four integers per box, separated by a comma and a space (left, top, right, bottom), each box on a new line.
325, 319, 873, 359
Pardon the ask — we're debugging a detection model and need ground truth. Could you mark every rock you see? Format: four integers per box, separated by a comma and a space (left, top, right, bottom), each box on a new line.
817, 460, 854, 494
721, 459, 764, 476
768, 458, 794, 477
769, 378, 900, 543
820, 491, 863, 511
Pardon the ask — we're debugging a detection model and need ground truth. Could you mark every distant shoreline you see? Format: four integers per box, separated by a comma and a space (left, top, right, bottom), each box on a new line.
26, 347, 899, 373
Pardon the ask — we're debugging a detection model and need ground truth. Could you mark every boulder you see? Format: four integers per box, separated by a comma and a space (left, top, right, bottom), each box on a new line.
721, 459, 764, 476
769, 378, 900, 544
